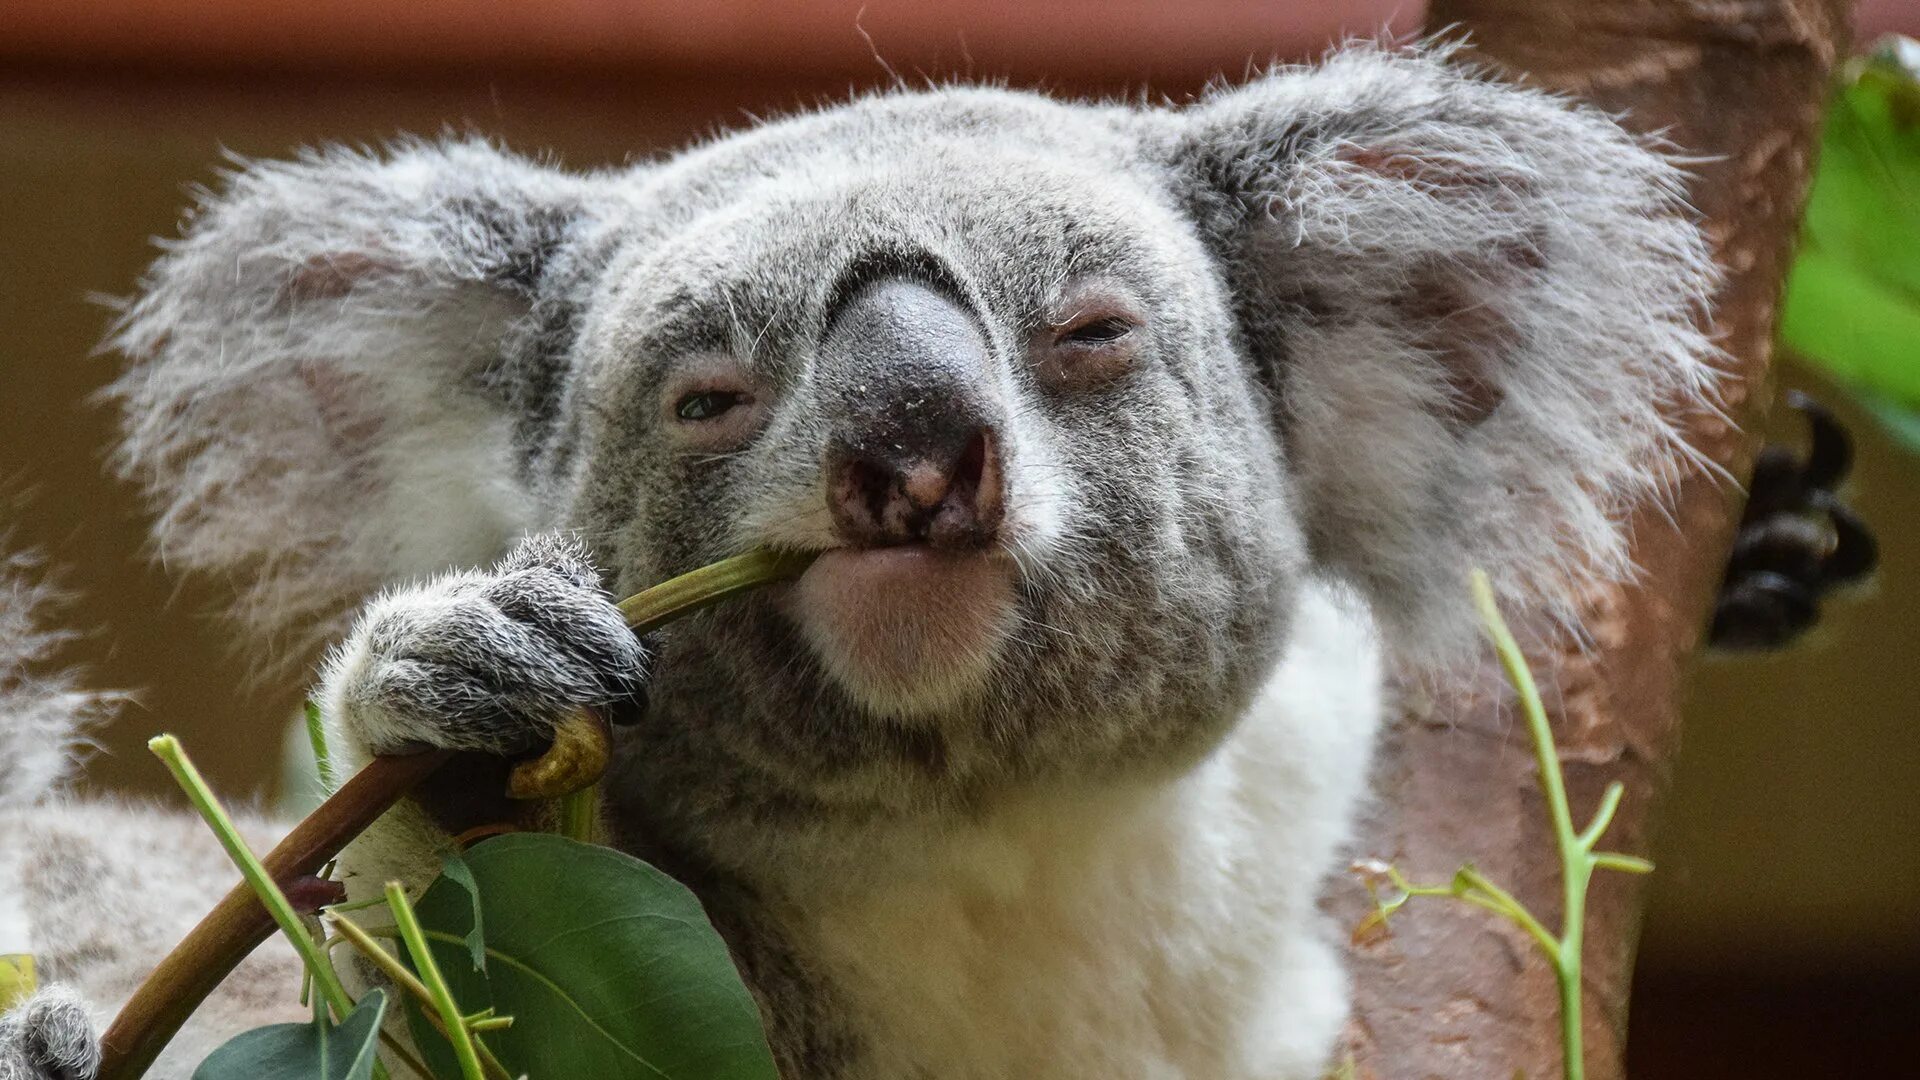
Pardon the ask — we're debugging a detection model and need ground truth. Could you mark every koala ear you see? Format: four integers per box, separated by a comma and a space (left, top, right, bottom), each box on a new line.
107, 139, 598, 668
1167, 44, 1722, 663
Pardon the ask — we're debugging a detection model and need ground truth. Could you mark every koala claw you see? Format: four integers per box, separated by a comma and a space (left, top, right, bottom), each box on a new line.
326, 532, 651, 759
507, 707, 614, 799
0, 988, 100, 1080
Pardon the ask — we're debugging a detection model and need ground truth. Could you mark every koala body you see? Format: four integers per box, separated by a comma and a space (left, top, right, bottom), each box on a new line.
4, 43, 1716, 1079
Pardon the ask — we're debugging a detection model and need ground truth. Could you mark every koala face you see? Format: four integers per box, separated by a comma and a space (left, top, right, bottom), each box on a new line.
107, 45, 1717, 826
544, 92, 1302, 803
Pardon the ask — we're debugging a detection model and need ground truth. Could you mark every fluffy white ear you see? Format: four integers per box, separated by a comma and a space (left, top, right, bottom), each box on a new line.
1170, 43, 1722, 662
107, 140, 599, 669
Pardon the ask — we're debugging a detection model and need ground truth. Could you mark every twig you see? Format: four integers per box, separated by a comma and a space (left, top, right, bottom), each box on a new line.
387, 883, 485, 1080
327, 913, 515, 1080
1357, 571, 1655, 1080
96, 749, 452, 1080
616, 548, 816, 633
144, 736, 355, 1019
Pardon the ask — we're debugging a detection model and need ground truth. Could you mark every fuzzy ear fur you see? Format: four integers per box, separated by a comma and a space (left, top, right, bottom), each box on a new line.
0, 548, 115, 808
106, 140, 596, 670
1170, 43, 1722, 662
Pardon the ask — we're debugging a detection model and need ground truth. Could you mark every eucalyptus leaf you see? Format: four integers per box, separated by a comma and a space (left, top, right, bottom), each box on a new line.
1783, 38, 1920, 428
192, 988, 386, 1080
405, 833, 776, 1080
439, 852, 486, 974
1863, 392, 1920, 454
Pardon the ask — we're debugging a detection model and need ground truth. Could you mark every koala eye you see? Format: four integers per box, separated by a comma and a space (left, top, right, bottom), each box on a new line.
1057, 316, 1135, 346
675, 390, 751, 421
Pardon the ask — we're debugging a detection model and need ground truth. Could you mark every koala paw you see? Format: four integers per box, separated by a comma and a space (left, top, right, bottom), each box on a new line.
0, 987, 100, 1080
324, 533, 650, 757
1710, 391, 1878, 650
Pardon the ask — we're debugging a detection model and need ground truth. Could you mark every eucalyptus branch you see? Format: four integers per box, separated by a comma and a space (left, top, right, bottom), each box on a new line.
96, 749, 451, 1080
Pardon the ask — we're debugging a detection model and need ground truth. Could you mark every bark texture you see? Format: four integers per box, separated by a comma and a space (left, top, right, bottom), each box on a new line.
1328, 2, 1854, 1077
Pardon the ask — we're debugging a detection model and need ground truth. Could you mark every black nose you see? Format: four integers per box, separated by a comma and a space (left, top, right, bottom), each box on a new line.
828, 426, 1004, 549
819, 278, 1007, 550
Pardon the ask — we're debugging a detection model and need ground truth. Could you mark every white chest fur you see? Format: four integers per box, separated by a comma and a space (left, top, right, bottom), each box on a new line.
795, 584, 1385, 1080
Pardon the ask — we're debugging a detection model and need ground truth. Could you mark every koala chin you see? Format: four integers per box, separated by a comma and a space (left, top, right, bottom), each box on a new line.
2, 41, 1718, 1080
790, 546, 1022, 717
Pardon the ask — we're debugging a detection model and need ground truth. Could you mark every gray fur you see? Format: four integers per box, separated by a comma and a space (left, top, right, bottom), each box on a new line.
13, 42, 1718, 1079
0, 548, 303, 1079
0, 987, 97, 1080
0, 550, 115, 809
325, 533, 649, 756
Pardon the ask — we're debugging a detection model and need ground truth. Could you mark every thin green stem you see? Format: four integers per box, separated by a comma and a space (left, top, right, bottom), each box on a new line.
148, 736, 353, 1021
1454, 867, 1561, 957
1469, 574, 1582, 861
617, 548, 817, 633
1578, 783, 1627, 851
1361, 575, 1655, 1080
1592, 852, 1655, 875
1469, 572, 1586, 1080
385, 883, 487, 1080
328, 915, 514, 1080
558, 786, 596, 842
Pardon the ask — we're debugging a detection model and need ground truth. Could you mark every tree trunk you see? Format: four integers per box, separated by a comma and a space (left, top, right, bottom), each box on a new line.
1330, 2, 1854, 1077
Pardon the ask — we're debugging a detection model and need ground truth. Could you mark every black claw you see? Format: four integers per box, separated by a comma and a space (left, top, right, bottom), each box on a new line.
1707, 393, 1876, 651
1788, 390, 1856, 493
1821, 498, 1879, 586
1711, 571, 1820, 651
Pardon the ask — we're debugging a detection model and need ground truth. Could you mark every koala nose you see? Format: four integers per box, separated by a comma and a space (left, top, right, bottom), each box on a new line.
827, 425, 1005, 550
819, 277, 1007, 550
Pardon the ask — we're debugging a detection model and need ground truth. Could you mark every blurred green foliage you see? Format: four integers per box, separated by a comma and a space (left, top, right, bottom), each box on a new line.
1781, 36, 1920, 452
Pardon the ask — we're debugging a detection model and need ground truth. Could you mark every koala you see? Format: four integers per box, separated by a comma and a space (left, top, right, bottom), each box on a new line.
2, 43, 1717, 1080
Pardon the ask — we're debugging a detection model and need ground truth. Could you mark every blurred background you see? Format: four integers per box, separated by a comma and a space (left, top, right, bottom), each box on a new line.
2, 2, 1915, 1075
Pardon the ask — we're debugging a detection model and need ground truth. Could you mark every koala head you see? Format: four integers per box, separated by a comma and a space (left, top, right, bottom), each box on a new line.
107, 45, 1716, 812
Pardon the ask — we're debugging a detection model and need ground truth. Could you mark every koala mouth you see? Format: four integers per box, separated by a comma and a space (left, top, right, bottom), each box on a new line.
787, 544, 1019, 718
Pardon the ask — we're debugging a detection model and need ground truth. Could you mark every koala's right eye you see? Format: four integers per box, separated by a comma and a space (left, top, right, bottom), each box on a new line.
675, 390, 750, 421
660, 364, 767, 450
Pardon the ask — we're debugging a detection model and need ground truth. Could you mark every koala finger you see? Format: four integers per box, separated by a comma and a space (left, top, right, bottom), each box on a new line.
0, 987, 100, 1080
322, 533, 651, 759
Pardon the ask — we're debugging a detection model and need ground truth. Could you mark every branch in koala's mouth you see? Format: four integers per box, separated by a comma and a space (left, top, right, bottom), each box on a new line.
616, 547, 818, 633
95, 547, 818, 1080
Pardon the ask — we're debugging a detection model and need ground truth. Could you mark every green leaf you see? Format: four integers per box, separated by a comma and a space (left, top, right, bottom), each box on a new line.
1781, 242, 1920, 404
405, 833, 777, 1080
438, 852, 486, 974
0, 954, 35, 1013
1783, 42, 1920, 424
1863, 392, 1920, 454
304, 700, 336, 792
193, 988, 386, 1080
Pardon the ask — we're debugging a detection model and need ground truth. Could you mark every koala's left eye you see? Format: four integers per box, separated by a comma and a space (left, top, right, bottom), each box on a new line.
676, 390, 750, 421
1057, 316, 1135, 346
